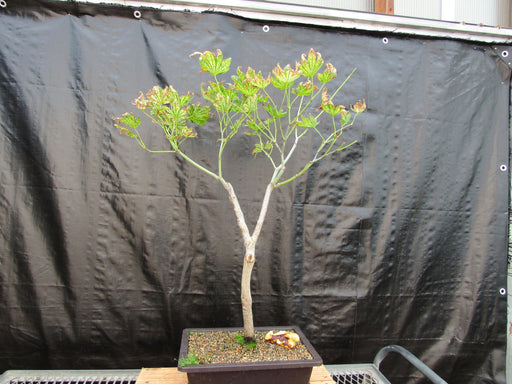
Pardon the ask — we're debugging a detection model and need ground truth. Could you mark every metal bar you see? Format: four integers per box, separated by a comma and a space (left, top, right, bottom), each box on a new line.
66, 0, 512, 43
373, 345, 448, 384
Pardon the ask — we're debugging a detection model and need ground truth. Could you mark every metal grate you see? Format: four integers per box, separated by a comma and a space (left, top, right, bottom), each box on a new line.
7, 378, 136, 384
327, 364, 391, 384
0, 370, 139, 384
331, 373, 378, 384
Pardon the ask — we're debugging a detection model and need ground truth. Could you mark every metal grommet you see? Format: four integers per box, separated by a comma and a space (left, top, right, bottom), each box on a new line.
499, 288, 506, 295
262, 25, 270, 33
500, 164, 507, 171
502, 50, 509, 58
382, 37, 389, 44
0, 0, 6, 7
133, 10, 142, 19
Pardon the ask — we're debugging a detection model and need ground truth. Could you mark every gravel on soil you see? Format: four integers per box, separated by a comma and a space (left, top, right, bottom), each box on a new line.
186, 329, 314, 365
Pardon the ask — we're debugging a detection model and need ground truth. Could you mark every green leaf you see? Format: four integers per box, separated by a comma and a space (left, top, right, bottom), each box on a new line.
247, 120, 265, 133
317, 63, 337, 83
340, 109, 351, 125
252, 141, 272, 156
113, 113, 140, 137
236, 95, 258, 114
271, 77, 296, 90
118, 113, 141, 129
293, 80, 315, 96
202, 82, 238, 114
232, 67, 271, 95
232, 68, 260, 96
234, 81, 259, 96
192, 49, 231, 76
321, 103, 343, 116
263, 103, 286, 120
179, 126, 197, 138
271, 63, 301, 90
299, 49, 324, 77
320, 89, 344, 116
150, 105, 169, 120
115, 124, 137, 138
187, 104, 211, 125
297, 114, 318, 128
179, 94, 192, 107
230, 118, 243, 133
252, 143, 263, 155
147, 86, 173, 106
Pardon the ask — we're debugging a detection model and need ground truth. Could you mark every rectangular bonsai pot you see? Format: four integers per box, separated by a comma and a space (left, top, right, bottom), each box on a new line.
177, 326, 322, 384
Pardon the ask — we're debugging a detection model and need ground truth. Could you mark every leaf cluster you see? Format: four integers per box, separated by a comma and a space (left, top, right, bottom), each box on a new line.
113, 85, 210, 152
113, 48, 366, 187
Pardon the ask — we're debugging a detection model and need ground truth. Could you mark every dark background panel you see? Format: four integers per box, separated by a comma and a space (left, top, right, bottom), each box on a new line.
0, 1, 508, 383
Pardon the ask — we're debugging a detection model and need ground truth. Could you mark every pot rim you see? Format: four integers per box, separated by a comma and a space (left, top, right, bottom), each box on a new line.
177, 325, 323, 372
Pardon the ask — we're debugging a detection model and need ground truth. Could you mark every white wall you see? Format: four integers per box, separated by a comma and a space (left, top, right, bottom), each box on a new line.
258, 0, 374, 11
259, 0, 511, 27
395, 0, 510, 27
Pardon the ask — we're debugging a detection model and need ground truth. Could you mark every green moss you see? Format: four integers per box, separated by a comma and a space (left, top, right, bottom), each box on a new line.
234, 333, 244, 345
234, 333, 257, 349
178, 353, 199, 367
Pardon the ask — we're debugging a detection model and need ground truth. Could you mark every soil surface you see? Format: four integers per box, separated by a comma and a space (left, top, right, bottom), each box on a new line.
186, 329, 314, 364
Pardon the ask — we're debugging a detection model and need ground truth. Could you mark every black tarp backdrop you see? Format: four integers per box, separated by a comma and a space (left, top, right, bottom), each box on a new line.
0, 1, 509, 383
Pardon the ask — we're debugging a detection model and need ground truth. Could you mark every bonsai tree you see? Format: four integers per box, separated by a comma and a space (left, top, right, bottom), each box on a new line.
114, 48, 366, 343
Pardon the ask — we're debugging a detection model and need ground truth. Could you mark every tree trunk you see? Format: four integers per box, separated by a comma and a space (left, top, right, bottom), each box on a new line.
221, 180, 274, 343
241, 248, 256, 341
